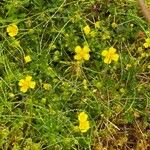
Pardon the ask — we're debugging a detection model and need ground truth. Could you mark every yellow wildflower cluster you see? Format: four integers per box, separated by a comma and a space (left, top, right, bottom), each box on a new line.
6, 24, 18, 37
74, 45, 90, 61
101, 47, 119, 64
18, 75, 36, 93
78, 112, 90, 133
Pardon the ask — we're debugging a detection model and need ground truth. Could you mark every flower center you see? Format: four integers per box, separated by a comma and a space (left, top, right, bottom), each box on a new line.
22, 81, 29, 89
12, 28, 17, 33
106, 51, 114, 60
79, 50, 86, 58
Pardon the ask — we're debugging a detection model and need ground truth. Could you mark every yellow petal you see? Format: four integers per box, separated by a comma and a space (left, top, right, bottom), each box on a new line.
25, 75, 32, 81
104, 58, 111, 64
83, 54, 90, 60
79, 121, 90, 133
78, 112, 88, 122
145, 38, 150, 43
18, 79, 25, 86
75, 46, 82, 53
109, 47, 116, 53
24, 55, 31, 63
101, 50, 108, 56
8, 32, 16, 37
83, 46, 90, 53
29, 81, 36, 89
83, 25, 90, 35
74, 54, 82, 60
112, 54, 119, 62
143, 43, 149, 48
20, 86, 28, 93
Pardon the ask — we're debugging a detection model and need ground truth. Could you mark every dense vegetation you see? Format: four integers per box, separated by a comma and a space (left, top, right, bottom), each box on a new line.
0, 0, 149, 149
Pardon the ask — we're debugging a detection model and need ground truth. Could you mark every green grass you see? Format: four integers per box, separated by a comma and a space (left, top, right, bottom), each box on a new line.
0, 0, 150, 149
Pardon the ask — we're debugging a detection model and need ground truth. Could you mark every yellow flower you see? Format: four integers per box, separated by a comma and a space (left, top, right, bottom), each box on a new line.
18, 75, 36, 93
101, 47, 119, 64
74, 45, 90, 61
6, 24, 18, 37
24, 55, 31, 63
79, 120, 90, 133
43, 83, 52, 90
78, 112, 88, 122
83, 25, 91, 35
143, 38, 150, 48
